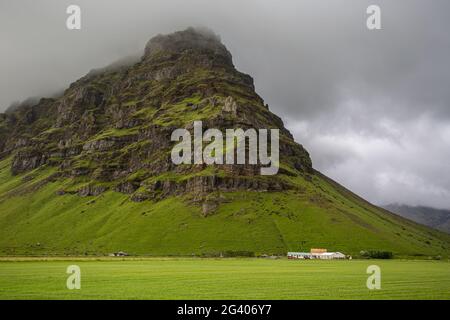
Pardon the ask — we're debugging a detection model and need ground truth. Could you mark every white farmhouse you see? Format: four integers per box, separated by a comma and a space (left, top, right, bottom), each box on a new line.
288, 250, 346, 260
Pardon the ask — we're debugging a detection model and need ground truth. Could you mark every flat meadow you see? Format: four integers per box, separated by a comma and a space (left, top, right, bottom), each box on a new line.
0, 257, 448, 299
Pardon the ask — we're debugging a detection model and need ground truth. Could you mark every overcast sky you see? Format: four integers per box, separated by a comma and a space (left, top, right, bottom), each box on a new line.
1, 0, 449, 209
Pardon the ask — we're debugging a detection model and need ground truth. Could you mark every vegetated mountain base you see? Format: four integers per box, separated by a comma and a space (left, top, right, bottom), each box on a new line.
0, 258, 449, 299
0, 156, 448, 257
0, 28, 449, 257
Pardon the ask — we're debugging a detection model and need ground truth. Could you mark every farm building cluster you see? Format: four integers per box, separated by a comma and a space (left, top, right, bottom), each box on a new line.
288, 248, 347, 260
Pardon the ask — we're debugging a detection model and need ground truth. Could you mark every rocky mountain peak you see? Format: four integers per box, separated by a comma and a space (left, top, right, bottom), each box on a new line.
143, 27, 233, 66
0, 28, 313, 203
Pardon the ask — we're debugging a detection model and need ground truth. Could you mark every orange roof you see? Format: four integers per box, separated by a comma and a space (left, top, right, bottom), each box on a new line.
310, 248, 327, 254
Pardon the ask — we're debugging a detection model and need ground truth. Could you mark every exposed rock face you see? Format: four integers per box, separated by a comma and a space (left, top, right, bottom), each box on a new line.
78, 184, 106, 197
202, 201, 218, 216
115, 181, 138, 194
144, 27, 233, 67
11, 150, 47, 175
0, 28, 313, 202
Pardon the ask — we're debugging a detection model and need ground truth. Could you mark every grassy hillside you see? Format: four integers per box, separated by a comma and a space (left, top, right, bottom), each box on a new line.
0, 258, 449, 299
0, 156, 448, 257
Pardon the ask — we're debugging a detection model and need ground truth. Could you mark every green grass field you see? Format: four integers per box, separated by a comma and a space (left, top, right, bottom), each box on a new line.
0, 258, 448, 299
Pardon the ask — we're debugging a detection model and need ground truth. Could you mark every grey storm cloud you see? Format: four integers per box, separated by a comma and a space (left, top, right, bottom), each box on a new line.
1, 0, 450, 208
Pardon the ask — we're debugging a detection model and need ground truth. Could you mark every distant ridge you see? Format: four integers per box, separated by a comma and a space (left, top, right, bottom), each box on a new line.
384, 204, 450, 234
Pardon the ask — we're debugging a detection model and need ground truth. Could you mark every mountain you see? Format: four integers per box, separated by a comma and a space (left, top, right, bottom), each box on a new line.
0, 28, 449, 257
384, 204, 450, 234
